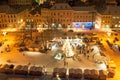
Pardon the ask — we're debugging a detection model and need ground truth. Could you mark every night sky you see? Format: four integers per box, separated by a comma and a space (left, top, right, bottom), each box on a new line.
0, 0, 120, 6
0, 0, 8, 4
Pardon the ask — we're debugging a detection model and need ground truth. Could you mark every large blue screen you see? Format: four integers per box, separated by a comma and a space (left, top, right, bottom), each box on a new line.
73, 22, 93, 30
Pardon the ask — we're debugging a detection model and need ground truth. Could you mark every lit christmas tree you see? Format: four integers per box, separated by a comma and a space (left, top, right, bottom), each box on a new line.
35, 0, 46, 4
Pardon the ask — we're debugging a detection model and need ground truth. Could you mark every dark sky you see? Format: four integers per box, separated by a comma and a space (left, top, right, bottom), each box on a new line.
0, 0, 8, 4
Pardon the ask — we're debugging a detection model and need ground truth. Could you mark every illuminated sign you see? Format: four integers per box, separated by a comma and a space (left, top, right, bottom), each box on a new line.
73, 22, 94, 30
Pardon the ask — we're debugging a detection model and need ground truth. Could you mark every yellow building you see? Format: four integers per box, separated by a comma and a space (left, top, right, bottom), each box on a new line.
49, 3, 73, 30
100, 14, 112, 28
0, 13, 7, 28
100, 6, 120, 29
0, 3, 120, 31
72, 6, 100, 30
0, 5, 18, 29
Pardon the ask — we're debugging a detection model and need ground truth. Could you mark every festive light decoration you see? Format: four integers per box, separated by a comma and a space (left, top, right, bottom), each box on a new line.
35, 0, 46, 4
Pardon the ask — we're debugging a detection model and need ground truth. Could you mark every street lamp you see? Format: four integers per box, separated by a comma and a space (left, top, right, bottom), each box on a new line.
89, 11, 96, 30
2, 32, 7, 36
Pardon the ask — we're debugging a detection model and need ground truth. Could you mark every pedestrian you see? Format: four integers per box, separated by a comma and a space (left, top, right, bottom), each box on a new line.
66, 62, 68, 67
28, 62, 31, 66
87, 54, 89, 59
23, 53, 25, 56
64, 60, 66, 67
43, 65, 47, 75
1, 51, 3, 53
92, 53, 96, 59
84, 52, 86, 56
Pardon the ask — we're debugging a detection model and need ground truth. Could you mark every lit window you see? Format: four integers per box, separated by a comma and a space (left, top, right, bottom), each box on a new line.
113, 17, 115, 19
115, 24, 118, 27
119, 25, 120, 27
117, 17, 119, 19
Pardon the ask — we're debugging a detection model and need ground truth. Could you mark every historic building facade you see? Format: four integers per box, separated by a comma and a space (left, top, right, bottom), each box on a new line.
0, 3, 120, 31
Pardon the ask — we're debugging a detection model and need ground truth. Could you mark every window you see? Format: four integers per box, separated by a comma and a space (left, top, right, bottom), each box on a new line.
4, 19, 7, 22
11, 20, 13, 22
54, 13, 56, 16
65, 6, 67, 8
60, 6, 63, 9
51, 12, 53, 16
11, 15, 12, 18
58, 13, 60, 15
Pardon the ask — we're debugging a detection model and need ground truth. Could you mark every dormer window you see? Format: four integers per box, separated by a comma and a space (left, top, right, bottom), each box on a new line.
60, 6, 63, 9
65, 6, 67, 8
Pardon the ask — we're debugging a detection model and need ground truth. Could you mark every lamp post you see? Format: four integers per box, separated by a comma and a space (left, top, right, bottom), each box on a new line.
23, 19, 34, 41
89, 11, 96, 30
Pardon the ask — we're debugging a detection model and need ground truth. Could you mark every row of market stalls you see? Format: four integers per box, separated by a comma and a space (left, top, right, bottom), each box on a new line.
53, 68, 113, 80
0, 64, 115, 79
0, 64, 43, 76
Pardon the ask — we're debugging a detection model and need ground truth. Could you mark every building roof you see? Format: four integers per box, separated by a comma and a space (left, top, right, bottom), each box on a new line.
29, 5, 41, 15
100, 5, 120, 15
72, 6, 96, 12
0, 5, 32, 14
50, 3, 73, 10
0, 5, 17, 14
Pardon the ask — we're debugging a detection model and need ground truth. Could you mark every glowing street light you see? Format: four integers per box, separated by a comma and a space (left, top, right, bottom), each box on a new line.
2, 32, 7, 36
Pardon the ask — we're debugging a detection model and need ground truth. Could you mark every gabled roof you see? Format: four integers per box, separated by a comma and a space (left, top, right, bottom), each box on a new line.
50, 3, 73, 10
0, 5, 17, 14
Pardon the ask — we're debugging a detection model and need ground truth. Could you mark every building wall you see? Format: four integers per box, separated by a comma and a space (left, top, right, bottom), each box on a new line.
101, 15, 112, 28
0, 13, 8, 28
49, 10, 73, 29
73, 11, 92, 22
1, 5, 120, 30
7, 14, 17, 28
112, 15, 120, 28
